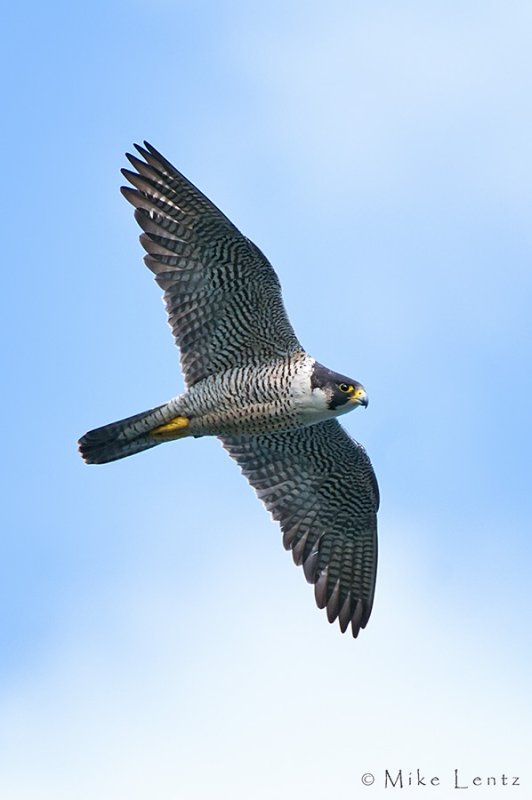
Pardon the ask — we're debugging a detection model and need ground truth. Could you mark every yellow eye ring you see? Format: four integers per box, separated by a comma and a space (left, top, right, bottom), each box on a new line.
338, 383, 353, 393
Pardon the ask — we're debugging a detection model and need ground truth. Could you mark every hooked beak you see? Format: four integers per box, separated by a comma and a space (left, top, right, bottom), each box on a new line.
351, 385, 369, 408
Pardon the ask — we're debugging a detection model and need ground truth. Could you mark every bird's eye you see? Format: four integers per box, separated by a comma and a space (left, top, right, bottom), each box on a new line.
338, 383, 353, 393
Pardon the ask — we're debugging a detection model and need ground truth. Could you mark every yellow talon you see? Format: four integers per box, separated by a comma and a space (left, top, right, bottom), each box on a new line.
150, 416, 190, 439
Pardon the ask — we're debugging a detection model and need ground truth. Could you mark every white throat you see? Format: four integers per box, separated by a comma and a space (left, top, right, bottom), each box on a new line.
290, 357, 333, 425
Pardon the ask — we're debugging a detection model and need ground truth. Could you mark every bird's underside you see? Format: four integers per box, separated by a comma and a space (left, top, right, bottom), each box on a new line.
78, 142, 379, 637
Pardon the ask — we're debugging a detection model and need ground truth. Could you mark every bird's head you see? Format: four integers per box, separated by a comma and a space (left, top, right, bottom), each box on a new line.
311, 362, 368, 416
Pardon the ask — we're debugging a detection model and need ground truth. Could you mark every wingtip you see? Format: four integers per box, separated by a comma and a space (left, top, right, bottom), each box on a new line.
120, 185, 139, 205
350, 599, 364, 637
314, 567, 329, 609
133, 142, 150, 160
326, 579, 341, 624
132, 141, 158, 160
125, 151, 148, 172
132, 141, 179, 176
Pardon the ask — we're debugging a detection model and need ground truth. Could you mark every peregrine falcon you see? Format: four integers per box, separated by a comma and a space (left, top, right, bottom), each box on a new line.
79, 142, 379, 637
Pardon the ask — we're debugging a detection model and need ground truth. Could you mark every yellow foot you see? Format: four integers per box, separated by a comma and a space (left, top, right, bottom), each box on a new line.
149, 416, 190, 440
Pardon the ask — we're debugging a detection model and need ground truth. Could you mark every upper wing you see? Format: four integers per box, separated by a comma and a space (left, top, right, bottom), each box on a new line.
220, 420, 379, 637
121, 142, 303, 387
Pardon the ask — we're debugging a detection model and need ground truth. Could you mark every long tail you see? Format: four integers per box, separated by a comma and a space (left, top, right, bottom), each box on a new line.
78, 402, 190, 464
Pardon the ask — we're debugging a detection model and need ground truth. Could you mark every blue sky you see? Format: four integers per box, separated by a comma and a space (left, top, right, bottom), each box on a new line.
3, 1, 532, 797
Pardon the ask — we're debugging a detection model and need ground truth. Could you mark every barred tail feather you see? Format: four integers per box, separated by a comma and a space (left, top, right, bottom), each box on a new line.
78, 403, 178, 464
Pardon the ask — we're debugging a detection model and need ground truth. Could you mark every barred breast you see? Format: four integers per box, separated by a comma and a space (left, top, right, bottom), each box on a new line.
174, 353, 325, 436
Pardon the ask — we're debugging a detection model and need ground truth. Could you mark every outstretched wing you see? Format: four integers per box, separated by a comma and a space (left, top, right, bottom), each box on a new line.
220, 420, 379, 637
121, 142, 303, 387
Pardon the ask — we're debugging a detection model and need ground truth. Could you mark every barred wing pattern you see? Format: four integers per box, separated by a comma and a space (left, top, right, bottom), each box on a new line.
221, 420, 379, 637
121, 143, 303, 387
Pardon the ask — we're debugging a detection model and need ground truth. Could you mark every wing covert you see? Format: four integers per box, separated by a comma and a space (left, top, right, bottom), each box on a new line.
220, 420, 379, 637
121, 142, 303, 386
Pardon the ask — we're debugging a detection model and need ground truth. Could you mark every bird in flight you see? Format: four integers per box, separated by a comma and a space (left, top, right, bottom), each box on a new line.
79, 142, 379, 637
